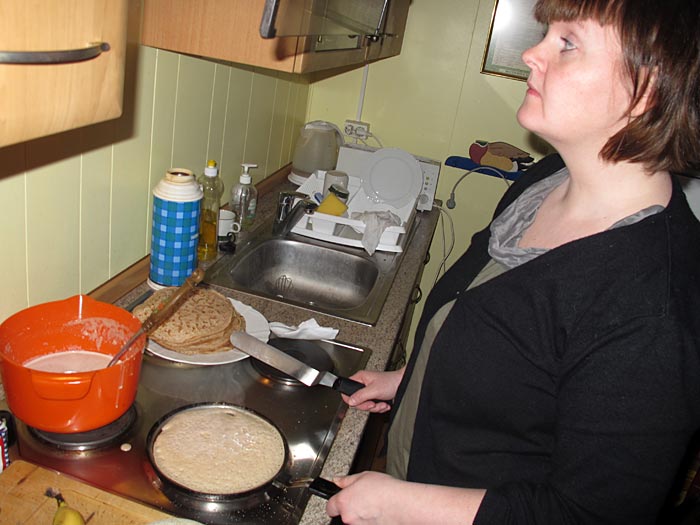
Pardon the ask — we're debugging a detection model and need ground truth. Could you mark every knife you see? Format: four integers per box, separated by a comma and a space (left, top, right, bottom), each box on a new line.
230, 332, 365, 397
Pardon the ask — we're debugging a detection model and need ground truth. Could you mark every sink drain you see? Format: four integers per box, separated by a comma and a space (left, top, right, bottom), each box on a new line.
275, 275, 293, 297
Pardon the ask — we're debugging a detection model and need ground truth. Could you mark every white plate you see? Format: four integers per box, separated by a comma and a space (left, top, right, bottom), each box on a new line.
146, 298, 269, 366
361, 148, 423, 208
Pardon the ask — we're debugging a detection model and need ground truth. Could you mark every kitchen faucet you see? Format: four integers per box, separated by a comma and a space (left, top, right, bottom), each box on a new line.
272, 191, 318, 236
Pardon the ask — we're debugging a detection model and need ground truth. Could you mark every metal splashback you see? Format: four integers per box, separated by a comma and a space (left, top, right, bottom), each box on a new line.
15, 338, 370, 524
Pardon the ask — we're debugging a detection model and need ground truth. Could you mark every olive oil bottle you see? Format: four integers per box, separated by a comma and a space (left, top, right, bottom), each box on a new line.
197, 160, 224, 262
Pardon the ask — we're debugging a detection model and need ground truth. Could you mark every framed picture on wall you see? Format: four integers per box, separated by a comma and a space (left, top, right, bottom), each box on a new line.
481, 0, 546, 81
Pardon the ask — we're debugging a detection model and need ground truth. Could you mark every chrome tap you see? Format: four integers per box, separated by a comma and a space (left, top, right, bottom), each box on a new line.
272, 191, 318, 236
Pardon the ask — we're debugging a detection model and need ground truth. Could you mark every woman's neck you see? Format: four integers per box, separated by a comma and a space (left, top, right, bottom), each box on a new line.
518, 148, 672, 249
558, 149, 671, 218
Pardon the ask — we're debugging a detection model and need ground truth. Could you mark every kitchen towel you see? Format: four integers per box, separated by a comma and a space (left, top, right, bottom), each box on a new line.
351, 210, 402, 255
269, 319, 338, 340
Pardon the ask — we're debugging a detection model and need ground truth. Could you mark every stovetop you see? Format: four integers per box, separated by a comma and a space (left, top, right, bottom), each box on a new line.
15, 338, 370, 524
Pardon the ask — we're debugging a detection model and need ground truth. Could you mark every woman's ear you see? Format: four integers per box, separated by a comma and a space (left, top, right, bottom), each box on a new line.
630, 66, 658, 117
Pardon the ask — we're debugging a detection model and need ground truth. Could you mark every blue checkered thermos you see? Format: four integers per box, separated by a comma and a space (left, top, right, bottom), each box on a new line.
149, 169, 203, 287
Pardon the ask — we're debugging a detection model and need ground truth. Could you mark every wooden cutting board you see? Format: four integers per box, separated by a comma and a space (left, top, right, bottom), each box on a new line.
0, 460, 173, 524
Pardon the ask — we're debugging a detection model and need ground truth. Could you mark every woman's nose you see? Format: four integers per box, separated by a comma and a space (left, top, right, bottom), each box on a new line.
522, 42, 544, 73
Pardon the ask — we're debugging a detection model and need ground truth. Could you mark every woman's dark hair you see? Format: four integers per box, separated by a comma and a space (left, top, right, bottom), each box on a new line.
534, 0, 700, 173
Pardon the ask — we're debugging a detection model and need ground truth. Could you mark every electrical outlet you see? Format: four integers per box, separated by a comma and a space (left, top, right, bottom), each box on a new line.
344, 119, 370, 139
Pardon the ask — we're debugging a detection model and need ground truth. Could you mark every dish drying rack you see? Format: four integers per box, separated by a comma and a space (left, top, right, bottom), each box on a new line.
290, 172, 416, 252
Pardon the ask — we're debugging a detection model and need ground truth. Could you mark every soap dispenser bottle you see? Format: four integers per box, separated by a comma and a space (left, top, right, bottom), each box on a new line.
197, 159, 224, 261
230, 163, 258, 231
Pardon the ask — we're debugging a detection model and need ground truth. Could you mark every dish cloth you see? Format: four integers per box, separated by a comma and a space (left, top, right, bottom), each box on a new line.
350, 210, 402, 255
269, 318, 339, 340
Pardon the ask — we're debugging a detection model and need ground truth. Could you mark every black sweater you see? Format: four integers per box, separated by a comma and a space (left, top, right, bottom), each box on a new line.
395, 155, 700, 524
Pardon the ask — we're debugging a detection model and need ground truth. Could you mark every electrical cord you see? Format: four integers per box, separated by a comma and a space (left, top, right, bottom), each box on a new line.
434, 166, 512, 283
365, 131, 384, 148
446, 166, 512, 209
433, 203, 456, 286
345, 131, 384, 149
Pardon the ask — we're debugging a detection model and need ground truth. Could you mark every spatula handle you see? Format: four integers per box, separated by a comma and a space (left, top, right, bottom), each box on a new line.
333, 376, 393, 407
332, 376, 366, 396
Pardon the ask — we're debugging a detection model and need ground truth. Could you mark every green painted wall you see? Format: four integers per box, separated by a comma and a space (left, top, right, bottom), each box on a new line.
0, 44, 309, 322
307, 0, 552, 353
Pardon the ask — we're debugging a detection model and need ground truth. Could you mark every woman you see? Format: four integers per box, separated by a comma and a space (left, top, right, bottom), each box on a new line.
326, 0, 700, 523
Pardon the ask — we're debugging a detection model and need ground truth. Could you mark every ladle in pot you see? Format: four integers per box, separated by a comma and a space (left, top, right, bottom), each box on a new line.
107, 268, 205, 367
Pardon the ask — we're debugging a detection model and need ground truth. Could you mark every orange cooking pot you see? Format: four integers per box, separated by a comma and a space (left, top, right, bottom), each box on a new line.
0, 295, 145, 433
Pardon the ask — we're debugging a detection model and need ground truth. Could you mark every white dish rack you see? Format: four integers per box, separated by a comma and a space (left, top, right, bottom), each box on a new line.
290, 172, 416, 252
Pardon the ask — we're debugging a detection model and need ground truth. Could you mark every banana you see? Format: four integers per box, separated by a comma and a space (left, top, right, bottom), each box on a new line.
45, 488, 86, 525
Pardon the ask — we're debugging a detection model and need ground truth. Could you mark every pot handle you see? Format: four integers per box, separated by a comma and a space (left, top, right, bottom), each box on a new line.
30, 373, 93, 400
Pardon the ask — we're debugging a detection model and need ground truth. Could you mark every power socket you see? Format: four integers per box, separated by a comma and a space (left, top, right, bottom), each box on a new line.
344, 119, 371, 140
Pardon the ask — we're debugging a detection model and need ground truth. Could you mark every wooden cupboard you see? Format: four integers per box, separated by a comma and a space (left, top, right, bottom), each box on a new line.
141, 0, 410, 74
0, 0, 129, 148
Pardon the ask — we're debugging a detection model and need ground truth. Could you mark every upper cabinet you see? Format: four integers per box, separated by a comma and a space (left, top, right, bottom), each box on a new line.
0, 0, 129, 148
141, 0, 410, 74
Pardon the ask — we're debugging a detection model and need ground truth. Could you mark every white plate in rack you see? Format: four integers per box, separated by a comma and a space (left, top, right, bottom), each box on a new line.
146, 298, 269, 366
361, 148, 423, 208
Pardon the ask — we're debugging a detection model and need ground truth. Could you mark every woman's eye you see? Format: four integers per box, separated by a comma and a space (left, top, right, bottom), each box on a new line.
561, 37, 576, 51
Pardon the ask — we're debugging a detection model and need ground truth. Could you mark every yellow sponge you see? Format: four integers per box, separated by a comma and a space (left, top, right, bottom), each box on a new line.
316, 192, 348, 216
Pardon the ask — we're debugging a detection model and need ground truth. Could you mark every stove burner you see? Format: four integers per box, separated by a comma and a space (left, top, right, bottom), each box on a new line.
251, 339, 335, 386
29, 405, 137, 451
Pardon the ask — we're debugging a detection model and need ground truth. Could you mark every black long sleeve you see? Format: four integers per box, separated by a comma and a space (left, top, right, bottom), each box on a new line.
399, 155, 700, 523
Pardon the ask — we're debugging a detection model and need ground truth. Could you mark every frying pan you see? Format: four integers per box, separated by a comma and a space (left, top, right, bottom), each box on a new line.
145, 403, 340, 513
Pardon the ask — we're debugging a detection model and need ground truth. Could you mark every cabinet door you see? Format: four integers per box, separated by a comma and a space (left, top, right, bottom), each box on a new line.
0, 0, 128, 148
142, 0, 300, 73
141, 0, 407, 75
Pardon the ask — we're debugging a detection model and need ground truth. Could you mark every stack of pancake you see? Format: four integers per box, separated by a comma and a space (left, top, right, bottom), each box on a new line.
133, 288, 246, 354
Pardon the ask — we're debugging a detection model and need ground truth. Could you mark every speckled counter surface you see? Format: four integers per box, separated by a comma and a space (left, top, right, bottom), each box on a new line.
116, 182, 440, 524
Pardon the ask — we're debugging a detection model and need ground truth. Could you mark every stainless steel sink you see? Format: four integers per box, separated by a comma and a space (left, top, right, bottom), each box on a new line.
204, 232, 408, 325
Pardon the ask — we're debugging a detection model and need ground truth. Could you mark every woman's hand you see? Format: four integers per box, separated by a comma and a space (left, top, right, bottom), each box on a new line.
342, 367, 405, 413
326, 471, 407, 524
326, 471, 486, 525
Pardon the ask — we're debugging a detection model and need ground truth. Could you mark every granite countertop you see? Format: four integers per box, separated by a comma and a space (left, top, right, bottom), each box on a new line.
115, 181, 439, 523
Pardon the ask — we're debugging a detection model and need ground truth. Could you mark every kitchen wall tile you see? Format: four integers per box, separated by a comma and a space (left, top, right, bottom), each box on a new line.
150, 49, 180, 185
282, 82, 300, 164
245, 70, 278, 183
267, 73, 291, 175
291, 86, 308, 157
80, 121, 116, 294
207, 64, 232, 173
221, 66, 253, 199
25, 133, 83, 305
0, 146, 28, 320
172, 54, 217, 170
111, 45, 158, 277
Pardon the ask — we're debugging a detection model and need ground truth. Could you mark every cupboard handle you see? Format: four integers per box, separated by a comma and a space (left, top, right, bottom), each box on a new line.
260, 0, 279, 39
0, 41, 110, 64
